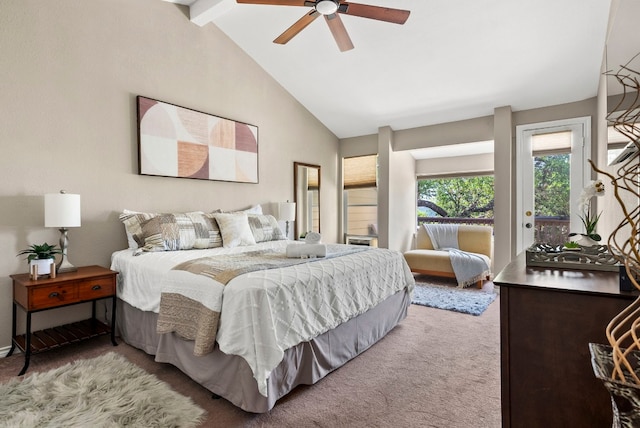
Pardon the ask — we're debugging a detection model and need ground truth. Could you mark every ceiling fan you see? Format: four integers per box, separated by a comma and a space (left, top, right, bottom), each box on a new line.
236, 0, 411, 52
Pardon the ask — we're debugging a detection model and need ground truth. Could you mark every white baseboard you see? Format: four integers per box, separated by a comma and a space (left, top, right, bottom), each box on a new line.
0, 345, 14, 358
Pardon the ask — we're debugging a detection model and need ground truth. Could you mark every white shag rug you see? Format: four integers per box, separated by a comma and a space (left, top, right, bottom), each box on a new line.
0, 352, 205, 427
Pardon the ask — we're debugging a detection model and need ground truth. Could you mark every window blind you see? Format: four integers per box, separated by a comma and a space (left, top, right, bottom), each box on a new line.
307, 167, 319, 190
343, 155, 377, 189
531, 131, 571, 156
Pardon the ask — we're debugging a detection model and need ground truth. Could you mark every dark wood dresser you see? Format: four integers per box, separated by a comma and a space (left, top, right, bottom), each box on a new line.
495, 253, 637, 428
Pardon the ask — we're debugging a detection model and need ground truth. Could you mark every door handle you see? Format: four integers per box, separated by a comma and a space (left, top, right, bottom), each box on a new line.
525, 223, 533, 229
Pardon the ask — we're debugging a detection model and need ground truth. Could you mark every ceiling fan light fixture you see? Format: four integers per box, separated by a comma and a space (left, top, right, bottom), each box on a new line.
315, 0, 339, 15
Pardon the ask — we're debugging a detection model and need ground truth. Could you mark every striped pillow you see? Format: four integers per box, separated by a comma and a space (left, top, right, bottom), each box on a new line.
119, 210, 160, 249
121, 211, 222, 253
248, 214, 285, 242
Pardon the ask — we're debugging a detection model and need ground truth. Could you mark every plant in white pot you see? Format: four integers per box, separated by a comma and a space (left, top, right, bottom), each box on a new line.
17, 243, 61, 276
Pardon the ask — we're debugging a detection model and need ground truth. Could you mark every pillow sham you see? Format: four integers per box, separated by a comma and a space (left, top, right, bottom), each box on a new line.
120, 210, 222, 251
248, 214, 285, 243
119, 209, 159, 249
136, 212, 223, 254
213, 212, 257, 248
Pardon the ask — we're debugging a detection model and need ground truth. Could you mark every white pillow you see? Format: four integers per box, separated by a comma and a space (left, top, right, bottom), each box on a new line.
242, 204, 263, 215
213, 212, 257, 248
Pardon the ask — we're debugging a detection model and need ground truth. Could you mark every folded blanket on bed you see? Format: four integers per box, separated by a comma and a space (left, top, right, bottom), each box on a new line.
286, 243, 326, 258
423, 224, 489, 288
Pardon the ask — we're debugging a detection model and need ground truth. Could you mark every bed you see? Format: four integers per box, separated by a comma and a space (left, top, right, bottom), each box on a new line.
111, 210, 415, 413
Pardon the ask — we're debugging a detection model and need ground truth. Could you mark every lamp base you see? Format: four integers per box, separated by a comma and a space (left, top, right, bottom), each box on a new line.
56, 260, 77, 273
57, 227, 77, 273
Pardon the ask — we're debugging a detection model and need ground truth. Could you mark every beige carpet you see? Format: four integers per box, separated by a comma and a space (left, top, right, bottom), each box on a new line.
0, 289, 501, 427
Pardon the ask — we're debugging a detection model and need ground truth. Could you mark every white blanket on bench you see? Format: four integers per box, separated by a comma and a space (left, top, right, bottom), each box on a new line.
424, 224, 490, 288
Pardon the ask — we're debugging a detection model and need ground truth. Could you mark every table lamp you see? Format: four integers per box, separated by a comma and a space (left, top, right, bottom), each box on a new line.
278, 201, 296, 239
45, 190, 81, 273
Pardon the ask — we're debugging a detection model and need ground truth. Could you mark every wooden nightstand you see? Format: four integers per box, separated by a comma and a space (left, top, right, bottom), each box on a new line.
7, 265, 118, 375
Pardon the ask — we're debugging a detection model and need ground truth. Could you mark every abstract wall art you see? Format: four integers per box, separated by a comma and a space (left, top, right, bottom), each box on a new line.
137, 96, 258, 183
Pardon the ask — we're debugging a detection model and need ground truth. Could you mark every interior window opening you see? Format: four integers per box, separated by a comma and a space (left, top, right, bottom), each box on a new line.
343, 155, 378, 246
417, 174, 495, 227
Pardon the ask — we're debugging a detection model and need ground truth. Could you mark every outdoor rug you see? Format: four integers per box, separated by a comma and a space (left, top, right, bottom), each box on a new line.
412, 278, 497, 316
0, 352, 205, 427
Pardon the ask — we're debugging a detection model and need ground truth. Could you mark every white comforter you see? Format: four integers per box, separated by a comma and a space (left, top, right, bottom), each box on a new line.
111, 241, 415, 397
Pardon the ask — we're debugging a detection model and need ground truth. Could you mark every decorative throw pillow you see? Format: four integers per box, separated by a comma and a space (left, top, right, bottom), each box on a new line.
189, 212, 222, 249
213, 212, 257, 248
135, 212, 223, 254
248, 214, 285, 243
120, 210, 222, 251
137, 215, 185, 253
119, 210, 159, 249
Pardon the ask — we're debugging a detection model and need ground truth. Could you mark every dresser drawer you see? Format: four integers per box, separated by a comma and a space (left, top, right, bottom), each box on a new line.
29, 283, 78, 310
78, 276, 115, 300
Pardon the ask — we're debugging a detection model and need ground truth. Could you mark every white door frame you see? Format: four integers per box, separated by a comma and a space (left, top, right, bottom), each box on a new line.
515, 117, 591, 253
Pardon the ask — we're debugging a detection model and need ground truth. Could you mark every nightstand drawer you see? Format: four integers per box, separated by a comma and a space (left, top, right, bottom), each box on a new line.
29, 284, 78, 310
78, 277, 115, 300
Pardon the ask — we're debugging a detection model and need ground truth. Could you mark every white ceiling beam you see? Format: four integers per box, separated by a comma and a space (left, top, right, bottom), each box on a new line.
189, 0, 235, 26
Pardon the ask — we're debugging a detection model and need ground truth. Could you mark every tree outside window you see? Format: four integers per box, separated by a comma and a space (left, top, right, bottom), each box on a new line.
417, 175, 494, 221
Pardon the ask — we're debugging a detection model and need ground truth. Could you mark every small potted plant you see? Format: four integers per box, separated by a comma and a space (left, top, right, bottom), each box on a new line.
562, 241, 581, 251
17, 243, 61, 276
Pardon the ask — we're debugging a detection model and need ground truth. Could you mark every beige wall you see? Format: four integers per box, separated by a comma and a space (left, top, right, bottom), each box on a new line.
394, 116, 495, 151
416, 153, 494, 176
387, 139, 416, 252
493, 106, 514, 273
0, 0, 339, 350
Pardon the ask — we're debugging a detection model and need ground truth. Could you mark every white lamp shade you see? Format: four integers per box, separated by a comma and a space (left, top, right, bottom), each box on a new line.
278, 202, 296, 222
45, 193, 81, 228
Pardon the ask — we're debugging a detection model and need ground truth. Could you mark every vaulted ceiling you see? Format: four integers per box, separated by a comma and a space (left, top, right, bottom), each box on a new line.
165, 1, 631, 140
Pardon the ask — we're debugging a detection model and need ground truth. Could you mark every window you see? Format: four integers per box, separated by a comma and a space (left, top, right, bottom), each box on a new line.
343, 155, 378, 237
417, 174, 494, 225
608, 124, 633, 164
531, 132, 571, 245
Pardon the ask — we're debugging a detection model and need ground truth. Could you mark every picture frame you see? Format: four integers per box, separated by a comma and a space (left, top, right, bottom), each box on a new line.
136, 96, 258, 183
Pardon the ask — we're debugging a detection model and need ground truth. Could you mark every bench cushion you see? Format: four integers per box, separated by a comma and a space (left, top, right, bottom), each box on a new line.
416, 225, 492, 259
403, 249, 491, 274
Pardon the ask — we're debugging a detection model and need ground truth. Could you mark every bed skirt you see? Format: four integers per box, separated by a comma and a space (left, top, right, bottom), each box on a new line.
117, 288, 410, 413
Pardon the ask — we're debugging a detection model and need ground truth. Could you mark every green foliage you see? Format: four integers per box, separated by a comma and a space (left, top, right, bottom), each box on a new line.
17, 243, 61, 262
417, 153, 569, 220
418, 176, 494, 218
534, 154, 570, 217
563, 241, 580, 249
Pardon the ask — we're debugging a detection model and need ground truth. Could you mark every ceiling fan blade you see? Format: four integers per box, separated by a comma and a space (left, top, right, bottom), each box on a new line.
339, 2, 410, 24
274, 10, 320, 45
236, 0, 307, 5
324, 14, 354, 52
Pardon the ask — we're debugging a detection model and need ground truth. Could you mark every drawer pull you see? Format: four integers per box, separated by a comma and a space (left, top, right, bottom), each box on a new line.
49, 292, 60, 298
91, 285, 102, 291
